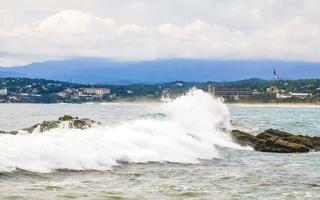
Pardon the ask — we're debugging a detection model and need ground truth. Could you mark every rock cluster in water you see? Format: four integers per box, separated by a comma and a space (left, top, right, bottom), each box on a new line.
0, 115, 100, 134
1, 115, 319, 154
231, 129, 320, 153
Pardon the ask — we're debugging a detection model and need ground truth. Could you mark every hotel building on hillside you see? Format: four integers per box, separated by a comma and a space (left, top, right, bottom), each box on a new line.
80, 88, 111, 96
208, 86, 252, 100
0, 88, 7, 96
277, 92, 312, 99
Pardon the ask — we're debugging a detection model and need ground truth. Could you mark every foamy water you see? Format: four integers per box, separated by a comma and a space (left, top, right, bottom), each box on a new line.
0, 90, 246, 173
0, 90, 319, 199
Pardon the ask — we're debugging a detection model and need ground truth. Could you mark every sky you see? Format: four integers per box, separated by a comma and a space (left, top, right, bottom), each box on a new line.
0, 0, 320, 66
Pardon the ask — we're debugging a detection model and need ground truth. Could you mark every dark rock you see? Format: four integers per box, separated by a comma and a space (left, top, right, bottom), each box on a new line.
286, 135, 320, 151
231, 129, 319, 153
231, 130, 262, 147
256, 129, 292, 140
68, 118, 95, 130
39, 121, 61, 133
58, 115, 74, 121
310, 137, 320, 151
22, 124, 40, 133
254, 138, 310, 153
0, 130, 18, 135
0, 115, 100, 135
8, 131, 19, 135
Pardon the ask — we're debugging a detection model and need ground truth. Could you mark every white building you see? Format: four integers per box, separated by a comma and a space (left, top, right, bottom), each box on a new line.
80, 88, 111, 96
276, 93, 291, 99
127, 90, 133, 94
0, 88, 7, 96
276, 92, 312, 99
291, 93, 312, 99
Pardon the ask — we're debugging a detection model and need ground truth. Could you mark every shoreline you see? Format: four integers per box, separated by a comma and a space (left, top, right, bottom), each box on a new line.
1, 102, 320, 108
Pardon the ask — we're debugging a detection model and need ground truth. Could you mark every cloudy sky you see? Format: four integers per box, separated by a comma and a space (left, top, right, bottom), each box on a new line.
0, 0, 319, 66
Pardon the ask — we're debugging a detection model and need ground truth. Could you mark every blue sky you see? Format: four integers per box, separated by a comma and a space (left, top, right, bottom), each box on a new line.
0, 0, 319, 66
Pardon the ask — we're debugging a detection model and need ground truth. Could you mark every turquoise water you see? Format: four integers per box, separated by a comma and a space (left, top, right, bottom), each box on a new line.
229, 105, 320, 136
0, 102, 319, 199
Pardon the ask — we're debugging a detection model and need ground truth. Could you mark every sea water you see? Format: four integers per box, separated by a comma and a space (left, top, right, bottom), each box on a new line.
0, 90, 319, 199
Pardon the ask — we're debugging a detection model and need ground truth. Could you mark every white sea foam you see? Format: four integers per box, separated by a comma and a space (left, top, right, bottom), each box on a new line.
0, 89, 248, 173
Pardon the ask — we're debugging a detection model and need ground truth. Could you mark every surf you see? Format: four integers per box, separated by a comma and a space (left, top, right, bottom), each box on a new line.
0, 89, 246, 173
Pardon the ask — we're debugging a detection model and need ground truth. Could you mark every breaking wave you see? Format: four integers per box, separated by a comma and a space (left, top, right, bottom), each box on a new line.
0, 89, 246, 173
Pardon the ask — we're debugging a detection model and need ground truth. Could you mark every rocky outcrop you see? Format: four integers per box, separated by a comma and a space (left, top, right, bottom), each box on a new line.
0, 130, 19, 135
231, 129, 320, 153
58, 115, 74, 121
68, 118, 98, 129
0, 115, 101, 134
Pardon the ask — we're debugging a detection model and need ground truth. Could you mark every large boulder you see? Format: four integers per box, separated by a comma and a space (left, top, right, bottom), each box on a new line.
230, 130, 262, 147
58, 115, 74, 121
68, 118, 97, 129
256, 129, 292, 140
231, 129, 319, 153
39, 121, 61, 133
254, 137, 310, 153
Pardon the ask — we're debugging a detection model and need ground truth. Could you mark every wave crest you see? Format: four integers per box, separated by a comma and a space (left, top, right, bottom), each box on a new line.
0, 89, 245, 173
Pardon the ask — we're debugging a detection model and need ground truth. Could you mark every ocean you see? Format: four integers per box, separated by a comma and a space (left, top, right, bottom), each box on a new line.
0, 90, 319, 199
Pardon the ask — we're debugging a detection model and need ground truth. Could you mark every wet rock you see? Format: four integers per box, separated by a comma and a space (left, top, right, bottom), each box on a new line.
39, 121, 61, 133
0, 115, 100, 134
277, 133, 320, 151
254, 138, 310, 153
68, 118, 96, 130
256, 129, 292, 140
231, 130, 262, 147
22, 124, 40, 133
58, 115, 74, 121
231, 129, 320, 153
0, 130, 18, 135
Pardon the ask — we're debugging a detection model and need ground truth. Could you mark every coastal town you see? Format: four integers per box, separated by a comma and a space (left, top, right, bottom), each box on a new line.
0, 77, 320, 103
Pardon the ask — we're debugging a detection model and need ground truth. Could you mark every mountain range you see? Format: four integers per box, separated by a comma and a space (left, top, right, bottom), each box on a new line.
0, 59, 320, 84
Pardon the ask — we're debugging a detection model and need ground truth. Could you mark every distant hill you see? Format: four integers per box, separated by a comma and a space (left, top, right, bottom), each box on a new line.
1, 59, 320, 84
0, 70, 22, 78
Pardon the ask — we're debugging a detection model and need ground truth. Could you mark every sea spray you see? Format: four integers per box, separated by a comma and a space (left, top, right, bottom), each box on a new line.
0, 89, 246, 173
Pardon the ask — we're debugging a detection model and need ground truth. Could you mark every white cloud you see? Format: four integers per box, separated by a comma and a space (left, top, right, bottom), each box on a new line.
0, 10, 154, 63
116, 24, 147, 35
34, 10, 115, 36
0, 0, 320, 66
159, 19, 206, 38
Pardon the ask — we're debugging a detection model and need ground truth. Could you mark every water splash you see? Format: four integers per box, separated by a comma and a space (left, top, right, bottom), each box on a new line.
0, 89, 247, 173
